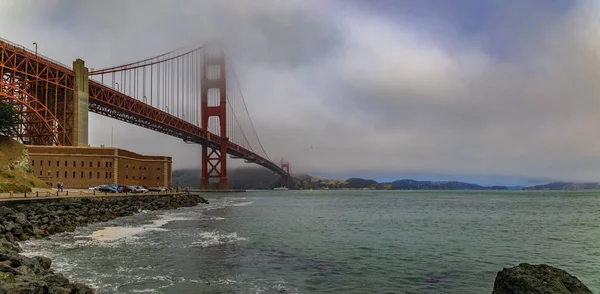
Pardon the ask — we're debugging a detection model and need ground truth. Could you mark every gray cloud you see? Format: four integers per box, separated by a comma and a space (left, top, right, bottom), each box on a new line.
1, 0, 600, 182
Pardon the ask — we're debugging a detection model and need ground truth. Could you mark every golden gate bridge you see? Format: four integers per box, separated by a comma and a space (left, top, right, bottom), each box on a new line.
0, 37, 292, 189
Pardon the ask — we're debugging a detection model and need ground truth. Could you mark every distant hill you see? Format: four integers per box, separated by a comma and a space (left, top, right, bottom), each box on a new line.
173, 168, 512, 191
522, 182, 600, 190
387, 179, 508, 190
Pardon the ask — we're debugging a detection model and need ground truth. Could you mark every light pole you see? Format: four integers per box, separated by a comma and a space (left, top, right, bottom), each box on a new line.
115, 82, 119, 91
32, 42, 37, 57
143, 95, 147, 103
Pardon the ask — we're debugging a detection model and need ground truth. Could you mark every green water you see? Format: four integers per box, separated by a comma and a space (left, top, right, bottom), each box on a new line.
20, 190, 600, 293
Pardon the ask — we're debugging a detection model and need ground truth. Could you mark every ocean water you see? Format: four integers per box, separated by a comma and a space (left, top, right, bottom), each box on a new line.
19, 190, 600, 293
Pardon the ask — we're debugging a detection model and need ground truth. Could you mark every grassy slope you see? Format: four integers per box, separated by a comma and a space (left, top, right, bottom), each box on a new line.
0, 136, 48, 193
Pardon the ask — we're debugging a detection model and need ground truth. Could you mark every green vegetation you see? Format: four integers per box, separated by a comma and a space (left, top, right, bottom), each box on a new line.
0, 136, 48, 193
0, 102, 20, 137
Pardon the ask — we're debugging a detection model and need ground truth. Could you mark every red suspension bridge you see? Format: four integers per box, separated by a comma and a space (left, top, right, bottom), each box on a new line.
0, 37, 292, 189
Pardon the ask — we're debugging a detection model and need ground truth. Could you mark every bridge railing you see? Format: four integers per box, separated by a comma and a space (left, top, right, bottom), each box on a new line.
0, 37, 73, 71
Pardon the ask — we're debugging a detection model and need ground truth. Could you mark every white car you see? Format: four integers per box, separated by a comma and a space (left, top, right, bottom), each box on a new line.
135, 186, 149, 193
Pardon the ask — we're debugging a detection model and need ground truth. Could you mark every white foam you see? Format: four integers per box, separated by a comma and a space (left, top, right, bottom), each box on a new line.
201, 216, 225, 221
89, 226, 166, 241
87, 213, 195, 242
229, 201, 254, 207
191, 231, 247, 248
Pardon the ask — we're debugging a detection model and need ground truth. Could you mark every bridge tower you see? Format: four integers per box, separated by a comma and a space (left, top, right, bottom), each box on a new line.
280, 160, 292, 188
200, 53, 229, 190
72, 59, 89, 146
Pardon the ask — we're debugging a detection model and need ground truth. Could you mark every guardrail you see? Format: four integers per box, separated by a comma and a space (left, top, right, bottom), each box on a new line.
0, 190, 187, 201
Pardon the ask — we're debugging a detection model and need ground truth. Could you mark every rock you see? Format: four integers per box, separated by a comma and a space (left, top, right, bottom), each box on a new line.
2, 281, 47, 294
2, 222, 15, 233
10, 224, 23, 236
32, 256, 51, 271
15, 265, 35, 276
0, 252, 23, 267
3, 233, 14, 244
33, 228, 46, 239
17, 234, 29, 241
41, 273, 69, 285
42, 273, 74, 293
0, 207, 14, 218
68, 283, 95, 294
40, 217, 49, 224
0, 263, 21, 275
0, 271, 14, 283
492, 263, 593, 294
0, 238, 20, 253
47, 287, 72, 294
12, 213, 28, 227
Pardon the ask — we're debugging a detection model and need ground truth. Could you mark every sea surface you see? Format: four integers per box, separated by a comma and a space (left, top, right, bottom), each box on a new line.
20, 190, 600, 293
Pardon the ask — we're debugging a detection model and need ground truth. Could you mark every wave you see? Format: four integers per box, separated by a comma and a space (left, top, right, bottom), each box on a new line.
228, 201, 254, 207
86, 213, 196, 242
190, 231, 247, 248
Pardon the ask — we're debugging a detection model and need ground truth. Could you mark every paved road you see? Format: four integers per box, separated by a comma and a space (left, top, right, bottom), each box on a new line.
0, 188, 185, 201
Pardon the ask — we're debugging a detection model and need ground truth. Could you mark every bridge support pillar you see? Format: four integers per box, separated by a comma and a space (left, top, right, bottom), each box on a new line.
280, 161, 292, 188
200, 53, 229, 190
72, 59, 89, 146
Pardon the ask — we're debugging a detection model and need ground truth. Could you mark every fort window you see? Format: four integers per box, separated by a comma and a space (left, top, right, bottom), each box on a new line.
81, 171, 84, 178
73, 171, 75, 178
105, 162, 108, 168
97, 172, 100, 179
126, 165, 129, 168
89, 171, 92, 178
105, 172, 108, 179
97, 162, 100, 168
133, 176, 136, 179
31, 160, 34, 166
109, 172, 112, 178
65, 161, 67, 167
40, 160, 42, 166
126, 175, 129, 179
81, 161, 84, 167
39, 171, 42, 176
56, 171, 59, 178
89, 161, 92, 168
157, 168, 160, 171
48, 160, 50, 166
64, 171, 67, 178
157, 177, 160, 180
57, 161, 59, 167
144, 177, 147, 180
73, 161, 76, 167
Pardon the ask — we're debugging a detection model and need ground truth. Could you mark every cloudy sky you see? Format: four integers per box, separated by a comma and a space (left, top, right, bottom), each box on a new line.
1, 0, 600, 185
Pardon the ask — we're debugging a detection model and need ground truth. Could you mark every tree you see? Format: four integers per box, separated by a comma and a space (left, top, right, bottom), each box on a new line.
0, 102, 19, 137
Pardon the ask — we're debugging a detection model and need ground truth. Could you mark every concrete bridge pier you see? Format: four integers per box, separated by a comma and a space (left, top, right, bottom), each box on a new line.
72, 59, 89, 146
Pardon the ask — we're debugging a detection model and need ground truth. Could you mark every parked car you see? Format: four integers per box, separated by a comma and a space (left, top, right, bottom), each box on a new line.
119, 186, 133, 193
148, 186, 166, 192
98, 185, 118, 193
135, 186, 149, 193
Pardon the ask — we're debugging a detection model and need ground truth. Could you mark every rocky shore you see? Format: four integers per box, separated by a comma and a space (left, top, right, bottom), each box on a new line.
0, 194, 209, 293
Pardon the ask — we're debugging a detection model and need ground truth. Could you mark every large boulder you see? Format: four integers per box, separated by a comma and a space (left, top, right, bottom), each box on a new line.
492, 263, 592, 294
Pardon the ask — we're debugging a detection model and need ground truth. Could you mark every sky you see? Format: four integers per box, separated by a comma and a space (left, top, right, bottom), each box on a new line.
1, 0, 600, 185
